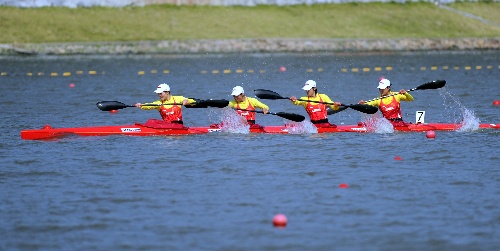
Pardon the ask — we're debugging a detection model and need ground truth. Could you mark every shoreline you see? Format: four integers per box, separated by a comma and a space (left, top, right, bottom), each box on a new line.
1, 38, 499, 56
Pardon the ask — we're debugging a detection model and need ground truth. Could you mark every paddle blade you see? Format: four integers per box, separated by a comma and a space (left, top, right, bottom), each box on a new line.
185, 99, 229, 108
274, 112, 306, 122
96, 101, 132, 111
347, 104, 378, 114
201, 99, 229, 108
415, 80, 446, 90
184, 103, 208, 108
254, 89, 288, 100
327, 106, 348, 115
184, 98, 206, 108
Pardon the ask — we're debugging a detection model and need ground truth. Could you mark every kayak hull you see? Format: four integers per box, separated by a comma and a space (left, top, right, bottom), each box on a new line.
20, 123, 500, 140
20, 124, 213, 140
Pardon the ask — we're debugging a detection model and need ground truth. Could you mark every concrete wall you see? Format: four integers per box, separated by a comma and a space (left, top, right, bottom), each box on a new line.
0, 0, 469, 8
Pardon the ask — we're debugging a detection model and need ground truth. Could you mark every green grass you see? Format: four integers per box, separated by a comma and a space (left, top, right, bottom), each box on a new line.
450, 2, 500, 23
1, 2, 499, 44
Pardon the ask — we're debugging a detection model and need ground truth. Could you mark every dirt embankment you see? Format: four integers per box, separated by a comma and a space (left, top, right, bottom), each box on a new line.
1, 38, 498, 56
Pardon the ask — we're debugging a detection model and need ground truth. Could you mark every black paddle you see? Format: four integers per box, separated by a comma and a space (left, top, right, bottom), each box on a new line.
96, 101, 135, 111
327, 106, 348, 115
328, 80, 446, 115
363, 79, 446, 103
253, 89, 378, 114
235, 109, 305, 122
96, 99, 229, 111
186, 99, 229, 108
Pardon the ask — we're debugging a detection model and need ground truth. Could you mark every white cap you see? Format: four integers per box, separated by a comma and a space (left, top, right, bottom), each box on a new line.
231, 86, 244, 96
377, 79, 391, 89
302, 80, 317, 90
154, 83, 170, 93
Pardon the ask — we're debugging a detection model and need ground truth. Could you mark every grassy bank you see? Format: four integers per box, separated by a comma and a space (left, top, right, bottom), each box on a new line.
1, 2, 499, 44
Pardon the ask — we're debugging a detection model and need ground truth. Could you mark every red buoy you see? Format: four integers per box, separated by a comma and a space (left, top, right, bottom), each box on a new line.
279, 66, 287, 72
493, 100, 500, 106
339, 183, 349, 188
394, 156, 402, 161
426, 130, 436, 139
273, 214, 287, 227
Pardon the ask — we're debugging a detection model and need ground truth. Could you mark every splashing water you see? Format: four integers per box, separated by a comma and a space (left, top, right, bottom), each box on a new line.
285, 121, 318, 134
207, 107, 250, 134
457, 108, 480, 132
207, 107, 320, 134
438, 88, 480, 132
359, 88, 482, 133
360, 114, 394, 134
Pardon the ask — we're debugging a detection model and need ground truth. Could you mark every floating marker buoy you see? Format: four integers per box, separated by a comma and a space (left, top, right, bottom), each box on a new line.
279, 66, 286, 72
493, 100, 500, 106
339, 183, 349, 188
426, 130, 436, 139
43, 124, 52, 129
273, 214, 287, 227
69, 83, 75, 88
394, 156, 402, 161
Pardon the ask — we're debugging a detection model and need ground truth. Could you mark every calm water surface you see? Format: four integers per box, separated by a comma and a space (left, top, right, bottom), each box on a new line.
1, 51, 499, 250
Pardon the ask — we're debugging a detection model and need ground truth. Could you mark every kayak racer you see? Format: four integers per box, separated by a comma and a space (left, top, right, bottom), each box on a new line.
134, 83, 196, 125
289, 80, 342, 128
228, 85, 269, 128
358, 78, 414, 126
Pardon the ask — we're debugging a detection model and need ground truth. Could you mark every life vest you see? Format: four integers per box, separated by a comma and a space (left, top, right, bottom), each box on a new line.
379, 96, 403, 121
236, 99, 256, 123
305, 95, 328, 122
159, 98, 183, 123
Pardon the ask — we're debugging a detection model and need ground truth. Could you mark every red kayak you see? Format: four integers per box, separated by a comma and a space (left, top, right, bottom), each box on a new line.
20, 119, 500, 140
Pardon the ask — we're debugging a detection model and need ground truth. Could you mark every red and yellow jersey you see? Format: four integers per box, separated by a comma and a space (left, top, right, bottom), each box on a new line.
292, 93, 339, 122
140, 96, 196, 122
140, 96, 195, 110
292, 93, 338, 110
366, 92, 414, 120
229, 97, 269, 111
365, 92, 414, 107
235, 100, 256, 121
